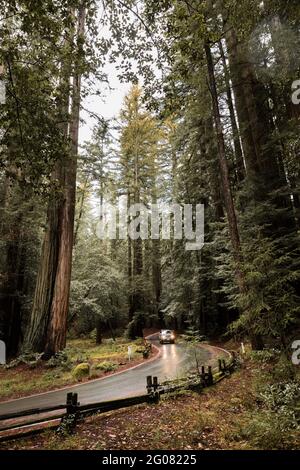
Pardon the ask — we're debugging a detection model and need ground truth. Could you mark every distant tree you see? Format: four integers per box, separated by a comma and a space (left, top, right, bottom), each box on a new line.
119, 84, 161, 337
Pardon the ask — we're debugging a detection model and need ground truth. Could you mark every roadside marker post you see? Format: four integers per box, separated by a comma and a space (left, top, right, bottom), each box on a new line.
0, 340, 5, 365
128, 345, 132, 362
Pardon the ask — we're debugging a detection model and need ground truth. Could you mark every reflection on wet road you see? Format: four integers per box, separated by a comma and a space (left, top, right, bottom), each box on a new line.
0, 338, 222, 416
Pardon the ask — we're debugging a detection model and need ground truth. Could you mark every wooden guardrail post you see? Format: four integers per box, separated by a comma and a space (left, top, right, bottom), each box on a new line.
200, 366, 205, 384
58, 392, 80, 435
218, 359, 228, 374
200, 365, 213, 386
66, 392, 80, 415
147, 375, 153, 393
66, 392, 73, 414
147, 376, 160, 404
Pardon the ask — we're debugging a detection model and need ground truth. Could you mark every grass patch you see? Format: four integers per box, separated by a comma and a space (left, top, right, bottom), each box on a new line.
95, 361, 117, 372
0, 337, 149, 400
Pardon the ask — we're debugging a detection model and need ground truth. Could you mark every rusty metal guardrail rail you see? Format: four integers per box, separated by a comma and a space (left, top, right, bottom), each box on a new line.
0, 352, 237, 442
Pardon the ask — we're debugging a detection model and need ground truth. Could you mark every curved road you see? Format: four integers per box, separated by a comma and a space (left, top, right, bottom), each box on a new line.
0, 337, 226, 417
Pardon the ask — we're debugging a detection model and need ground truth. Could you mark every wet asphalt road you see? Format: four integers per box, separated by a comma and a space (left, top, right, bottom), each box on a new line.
0, 338, 219, 416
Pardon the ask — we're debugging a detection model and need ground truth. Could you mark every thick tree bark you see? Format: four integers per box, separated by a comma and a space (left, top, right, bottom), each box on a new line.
23, 191, 60, 352
0, 207, 23, 357
131, 142, 144, 317
0, 66, 23, 355
224, 27, 261, 179
224, 20, 295, 238
224, 23, 289, 192
25, 7, 85, 356
96, 319, 102, 345
205, 41, 266, 349
127, 192, 134, 320
218, 40, 245, 183
152, 237, 162, 317
250, 334, 264, 351
0, 159, 36, 358
44, 7, 86, 356
205, 42, 245, 292
204, 117, 225, 220
132, 188, 143, 314
107, 319, 116, 341
74, 177, 88, 246
23, 20, 73, 354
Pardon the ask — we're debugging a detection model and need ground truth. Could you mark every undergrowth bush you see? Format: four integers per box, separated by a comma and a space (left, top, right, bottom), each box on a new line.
250, 348, 280, 363
246, 361, 300, 449
95, 361, 117, 372
46, 351, 72, 370
246, 408, 299, 449
5, 353, 43, 369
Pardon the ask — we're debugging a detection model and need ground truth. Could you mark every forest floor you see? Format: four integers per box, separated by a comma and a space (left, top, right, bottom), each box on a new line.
2, 354, 299, 450
0, 337, 154, 402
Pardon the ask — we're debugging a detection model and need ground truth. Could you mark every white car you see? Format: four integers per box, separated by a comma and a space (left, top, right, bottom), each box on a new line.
159, 329, 175, 344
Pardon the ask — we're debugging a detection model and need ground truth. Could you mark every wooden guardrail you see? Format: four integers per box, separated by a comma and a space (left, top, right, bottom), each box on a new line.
0, 352, 237, 441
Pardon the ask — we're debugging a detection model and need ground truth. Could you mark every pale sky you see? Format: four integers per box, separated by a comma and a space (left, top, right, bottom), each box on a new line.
79, 62, 131, 145
79, 1, 150, 146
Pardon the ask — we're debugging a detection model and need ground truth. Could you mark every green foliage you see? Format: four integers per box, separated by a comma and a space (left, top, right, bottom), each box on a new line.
182, 325, 207, 343
70, 236, 127, 336
135, 340, 151, 358
243, 412, 294, 449
0, 0, 99, 191
126, 312, 147, 339
119, 84, 160, 199
46, 351, 72, 371
245, 378, 300, 449
250, 349, 281, 364
227, 184, 300, 343
95, 361, 117, 372
71, 362, 90, 381
5, 353, 43, 369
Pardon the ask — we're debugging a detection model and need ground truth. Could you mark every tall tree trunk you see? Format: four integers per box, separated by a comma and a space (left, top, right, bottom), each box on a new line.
96, 318, 102, 345
224, 19, 295, 237
0, 204, 23, 357
204, 117, 225, 220
74, 177, 88, 246
132, 186, 143, 313
152, 240, 161, 308
131, 139, 144, 316
205, 42, 245, 292
224, 26, 260, 179
224, 21, 289, 193
205, 41, 266, 350
127, 192, 134, 319
23, 190, 60, 352
23, 21, 73, 353
0, 163, 33, 357
218, 40, 245, 183
45, 7, 86, 356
